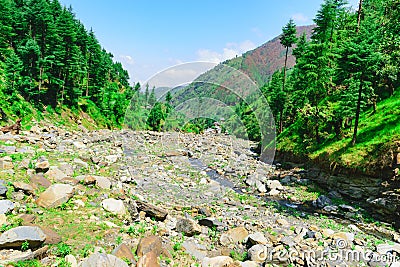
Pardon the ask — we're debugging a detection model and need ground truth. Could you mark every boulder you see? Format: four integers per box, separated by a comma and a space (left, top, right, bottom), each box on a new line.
247, 232, 270, 246
136, 200, 168, 221
220, 227, 249, 246
30, 173, 52, 188
101, 198, 126, 216
80, 253, 128, 267
36, 184, 74, 208
137, 251, 159, 267
0, 226, 45, 249
13, 182, 36, 195
176, 218, 202, 237
136, 235, 162, 257
112, 243, 135, 263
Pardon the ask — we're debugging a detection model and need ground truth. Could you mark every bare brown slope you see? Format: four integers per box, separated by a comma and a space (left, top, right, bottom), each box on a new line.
231, 25, 314, 85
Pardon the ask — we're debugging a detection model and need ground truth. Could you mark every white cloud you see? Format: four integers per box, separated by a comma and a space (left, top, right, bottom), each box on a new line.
291, 13, 309, 24
196, 40, 256, 63
119, 55, 135, 65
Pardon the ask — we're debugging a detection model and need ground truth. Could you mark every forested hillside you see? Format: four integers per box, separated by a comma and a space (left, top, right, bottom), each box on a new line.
264, 0, 400, 171
0, 0, 138, 127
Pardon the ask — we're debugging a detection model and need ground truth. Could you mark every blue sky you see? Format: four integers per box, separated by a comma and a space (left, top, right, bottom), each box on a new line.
59, 0, 359, 84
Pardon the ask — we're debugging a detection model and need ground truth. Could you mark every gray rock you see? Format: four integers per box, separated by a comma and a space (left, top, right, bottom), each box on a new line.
0, 200, 14, 214
176, 218, 202, 237
198, 217, 224, 229
101, 198, 126, 215
255, 180, 266, 193
247, 232, 270, 246
240, 261, 260, 267
80, 253, 129, 267
36, 184, 74, 208
219, 226, 249, 246
266, 180, 283, 191
314, 195, 332, 208
0, 226, 46, 249
323, 205, 338, 212
0, 157, 13, 170
182, 241, 207, 260
248, 244, 269, 263
136, 200, 168, 221
35, 157, 50, 173
0, 184, 8, 196
201, 256, 233, 267
45, 167, 67, 181
95, 176, 111, 189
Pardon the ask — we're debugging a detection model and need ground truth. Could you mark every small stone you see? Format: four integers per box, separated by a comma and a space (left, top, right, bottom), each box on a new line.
0, 200, 14, 214
83, 175, 96, 185
73, 158, 88, 168
182, 241, 207, 260
314, 195, 332, 208
30, 173, 52, 188
137, 251, 159, 267
112, 243, 135, 263
268, 188, 280, 196
255, 180, 266, 193
105, 155, 118, 164
0, 157, 13, 170
40, 226, 62, 244
65, 255, 78, 267
276, 218, 289, 226
176, 218, 202, 237
0, 214, 8, 225
17, 158, 30, 170
18, 214, 36, 225
95, 176, 111, 189
198, 217, 224, 228
80, 253, 129, 267
247, 232, 270, 246
198, 207, 212, 217
13, 182, 36, 195
266, 180, 283, 191
101, 198, 126, 216
0, 184, 8, 196
136, 200, 168, 221
220, 226, 249, 246
202, 256, 233, 267
73, 141, 86, 149
248, 244, 268, 263
45, 168, 67, 181
137, 235, 162, 257
35, 158, 50, 173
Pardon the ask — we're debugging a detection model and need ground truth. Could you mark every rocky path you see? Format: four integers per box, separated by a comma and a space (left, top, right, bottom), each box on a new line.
0, 125, 399, 266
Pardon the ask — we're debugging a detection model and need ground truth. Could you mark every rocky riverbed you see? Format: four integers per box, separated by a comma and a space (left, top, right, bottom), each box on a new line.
0, 124, 400, 266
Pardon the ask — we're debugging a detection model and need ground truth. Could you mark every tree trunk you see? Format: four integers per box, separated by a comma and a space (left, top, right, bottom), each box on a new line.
357, 0, 363, 33
282, 47, 289, 92
86, 71, 89, 97
352, 78, 363, 146
279, 46, 289, 134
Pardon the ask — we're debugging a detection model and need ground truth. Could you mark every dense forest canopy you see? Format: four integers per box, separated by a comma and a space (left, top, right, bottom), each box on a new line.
0, 0, 138, 127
